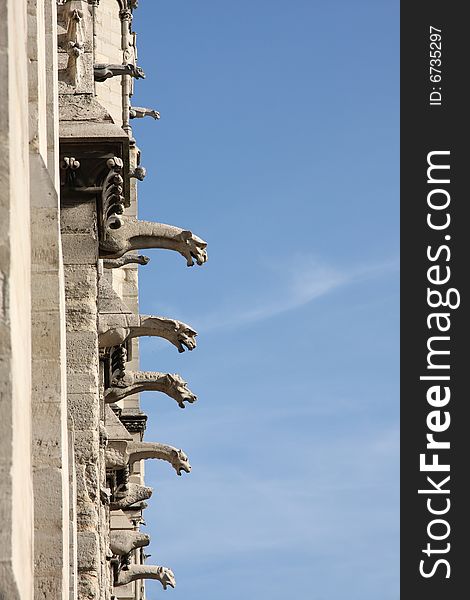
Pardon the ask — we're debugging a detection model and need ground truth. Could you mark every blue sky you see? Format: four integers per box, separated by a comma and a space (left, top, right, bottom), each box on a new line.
131, 1, 399, 598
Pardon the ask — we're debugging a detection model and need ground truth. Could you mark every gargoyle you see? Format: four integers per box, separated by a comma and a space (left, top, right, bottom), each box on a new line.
109, 483, 153, 510
103, 253, 150, 269
94, 63, 145, 82
105, 371, 197, 408
99, 217, 208, 266
59, 8, 85, 86
110, 531, 150, 556
129, 106, 160, 120
105, 441, 191, 475
98, 314, 197, 352
129, 166, 147, 181
115, 565, 175, 590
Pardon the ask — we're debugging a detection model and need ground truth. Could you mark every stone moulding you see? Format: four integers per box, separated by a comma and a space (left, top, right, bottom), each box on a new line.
103, 253, 150, 268
94, 63, 145, 82
110, 531, 150, 556
102, 157, 126, 230
105, 441, 192, 475
115, 565, 176, 589
105, 370, 197, 408
98, 313, 198, 352
99, 217, 208, 266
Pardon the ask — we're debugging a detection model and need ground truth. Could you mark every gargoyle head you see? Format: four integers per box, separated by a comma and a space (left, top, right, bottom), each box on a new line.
177, 230, 208, 267
172, 448, 191, 475
130, 64, 146, 79
159, 567, 176, 590
165, 374, 197, 408
174, 322, 198, 353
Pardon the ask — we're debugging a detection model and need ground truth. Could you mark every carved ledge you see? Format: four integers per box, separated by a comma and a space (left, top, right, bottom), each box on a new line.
105, 441, 191, 475
115, 565, 175, 589
119, 411, 148, 435
103, 252, 149, 269
99, 216, 208, 265
99, 314, 197, 352
94, 63, 145, 82
106, 371, 197, 408
110, 531, 150, 556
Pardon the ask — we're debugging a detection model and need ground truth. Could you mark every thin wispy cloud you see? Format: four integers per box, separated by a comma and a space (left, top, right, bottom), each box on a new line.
193, 254, 398, 332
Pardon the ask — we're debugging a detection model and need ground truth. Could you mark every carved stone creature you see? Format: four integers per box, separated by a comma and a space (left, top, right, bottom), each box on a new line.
94, 63, 145, 82
109, 483, 153, 510
129, 107, 161, 120
110, 531, 150, 556
115, 565, 176, 590
99, 217, 208, 266
98, 314, 197, 352
105, 441, 191, 475
105, 371, 197, 408
59, 7, 85, 86
103, 253, 150, 269
129, 166, 147, 181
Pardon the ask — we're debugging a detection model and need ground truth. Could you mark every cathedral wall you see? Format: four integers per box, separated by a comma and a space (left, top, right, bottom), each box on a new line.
0, 1, 34, 598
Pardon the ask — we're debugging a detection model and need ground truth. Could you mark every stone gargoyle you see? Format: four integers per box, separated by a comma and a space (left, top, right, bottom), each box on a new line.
99, 217, 208, 266
105, 441, 191, 476
103, 253, 150, 269
129, 106, 160, 120
109, 483, 153, 510
105, 371, 197, 408
115, 565, 175, 590
98, 314, 197, 352
94, 63, 145, 82
110, 531, 150, 557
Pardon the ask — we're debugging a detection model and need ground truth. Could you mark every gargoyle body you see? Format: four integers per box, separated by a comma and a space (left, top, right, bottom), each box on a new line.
94, 63, 145, 82
105, 441, 191, 475
115, 565, 175, 590
99, 217, 208, 266
98, 313, 197, 352
109, 483, 153, 510
103, 253, 150, 269
105, 371, 197, 408
130, 106, 160, 120
110, 531, 150, 556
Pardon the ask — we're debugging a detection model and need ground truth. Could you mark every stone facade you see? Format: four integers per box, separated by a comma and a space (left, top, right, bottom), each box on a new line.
0, 2, 206, 599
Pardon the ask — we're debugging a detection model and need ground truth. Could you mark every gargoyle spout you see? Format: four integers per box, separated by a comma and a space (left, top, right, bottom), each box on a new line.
105, 442, 190, 475
110, 531, 150, 556
98, 314, 197, 352
105, 371, 197, 408
99, 217, 208, 266
109, 483, 153, 510
127, 442, 191, 475
103, 253, 150, 269
115, 565, 175, 589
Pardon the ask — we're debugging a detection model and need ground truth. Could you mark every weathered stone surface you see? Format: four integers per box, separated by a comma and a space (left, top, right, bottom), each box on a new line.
59, 94, 113, 122
78, 531, 100, 571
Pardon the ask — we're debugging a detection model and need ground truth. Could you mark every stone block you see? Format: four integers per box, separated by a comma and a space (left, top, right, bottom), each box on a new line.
73, 429, 100, 464
60, 201, 97, 235
66, 331, 98, 372
77, 531, 100, 571
32, 313, 62, 360
61, 233, 98, 265
68, 393, 100, 430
